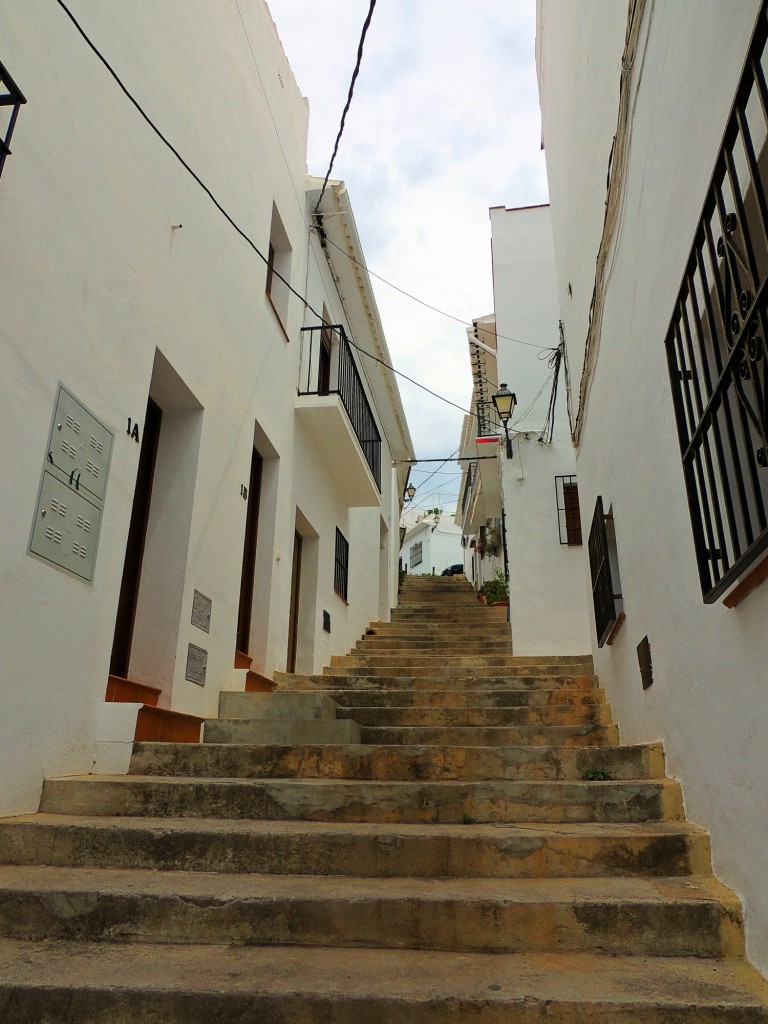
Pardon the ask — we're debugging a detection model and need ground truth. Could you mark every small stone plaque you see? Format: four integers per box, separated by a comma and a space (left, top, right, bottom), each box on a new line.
185, 643, 208, 686
191, 589, 212, 632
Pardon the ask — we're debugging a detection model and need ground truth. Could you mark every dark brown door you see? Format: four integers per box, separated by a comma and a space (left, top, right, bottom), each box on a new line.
236, 447, 263, 654
110, 397, 162, 678
287, 531, 302, 672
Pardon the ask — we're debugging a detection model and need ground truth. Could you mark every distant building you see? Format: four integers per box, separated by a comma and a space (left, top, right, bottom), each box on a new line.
400, 512, 464, 576
0, 0, 413, 814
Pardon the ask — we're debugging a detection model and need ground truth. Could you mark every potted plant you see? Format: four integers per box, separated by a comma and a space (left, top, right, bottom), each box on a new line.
479, 568, 509, 606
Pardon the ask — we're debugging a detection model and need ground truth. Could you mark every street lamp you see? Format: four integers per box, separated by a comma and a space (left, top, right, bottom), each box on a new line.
492, 383, 517, 459
404, 483, 416, 502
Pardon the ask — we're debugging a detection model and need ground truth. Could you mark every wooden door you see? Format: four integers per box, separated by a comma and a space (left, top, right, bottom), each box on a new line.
110, 398, 162, 678
236, 447, 263, 654
286, 531, 302, 672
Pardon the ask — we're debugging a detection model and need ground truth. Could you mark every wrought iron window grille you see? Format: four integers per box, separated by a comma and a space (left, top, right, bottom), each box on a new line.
588, 496, 623, 647
334, 527, 349, 602
0, 61, 26, 182
665, 3, 768, 602
555, 475, 582, 545
299, 324, 382, 490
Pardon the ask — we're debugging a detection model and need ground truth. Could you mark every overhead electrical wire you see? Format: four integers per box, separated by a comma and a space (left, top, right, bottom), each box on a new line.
313, 0, 377, 215
53, 0, 474, 421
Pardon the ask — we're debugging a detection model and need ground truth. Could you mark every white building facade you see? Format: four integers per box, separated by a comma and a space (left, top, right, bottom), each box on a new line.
0, 1, 413, 816
538, 0, 768, 974
456, 207, 591, 655
400, 512, 464, 577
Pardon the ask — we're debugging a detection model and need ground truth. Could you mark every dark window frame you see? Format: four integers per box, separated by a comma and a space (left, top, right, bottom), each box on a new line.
334, 527, 349, 602
665, 3, 768, 602
588, 496, 623, 647
555, 475, 582, 545
0, 60, 27, 182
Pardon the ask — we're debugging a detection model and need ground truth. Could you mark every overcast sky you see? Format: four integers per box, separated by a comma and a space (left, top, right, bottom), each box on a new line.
266, 0, 548, 515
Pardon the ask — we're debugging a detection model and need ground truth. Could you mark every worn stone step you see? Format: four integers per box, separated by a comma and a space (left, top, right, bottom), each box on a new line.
356, 637, 514, 651
217, 692, 342, 720
38, 775, 683, 824
1, 941, 767, 1023
331, 654, 537, 669
337, 704, 611, 728
0, 867, 743, 957
278, 672, 597, 693
360, 723, 618, 747
305, 687, 605, 709
128, 741, 664, 782
366, 622, 513, 638
202, 718, 361, 745
322, 662, 594, 679
0, 815, 712, 878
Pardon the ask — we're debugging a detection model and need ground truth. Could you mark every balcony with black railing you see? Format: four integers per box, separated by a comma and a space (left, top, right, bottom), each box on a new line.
297, 324, 382, 506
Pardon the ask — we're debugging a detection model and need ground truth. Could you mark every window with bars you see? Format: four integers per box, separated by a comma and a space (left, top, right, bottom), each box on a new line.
665, 3, 768, 602
0, 61, 26, 182
556, 475, 582, 545
334, 527, 349, 601
409, 541, 422, 568
588, 497, 623, 647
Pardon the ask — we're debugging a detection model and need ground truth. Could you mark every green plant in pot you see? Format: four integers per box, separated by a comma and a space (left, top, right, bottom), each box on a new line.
480, 568, 509, 605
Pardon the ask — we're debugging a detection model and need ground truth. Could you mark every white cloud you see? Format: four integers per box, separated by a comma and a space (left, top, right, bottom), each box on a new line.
266, 0, 547, 509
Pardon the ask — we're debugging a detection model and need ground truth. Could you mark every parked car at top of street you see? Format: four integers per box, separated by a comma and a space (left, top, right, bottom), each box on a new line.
441, 564, 464, 576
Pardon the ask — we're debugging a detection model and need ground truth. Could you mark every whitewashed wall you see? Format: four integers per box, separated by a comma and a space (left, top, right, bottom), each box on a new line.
491, 205, 591, 655
0, 0, 410, 815
401, 515, 464, 577
538, 0, 768, 974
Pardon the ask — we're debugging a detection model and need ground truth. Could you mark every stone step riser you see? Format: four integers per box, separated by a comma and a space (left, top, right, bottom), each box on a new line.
38, 778, 683, 825
0, 883, 740, 957
360, 725, 618, 747
129, 742, 665, 783
356, 640, 514, 651
337, 706, 611, 727
281, 674, 597, 692
201, 719, 361, 746
0, 820, 713, 879
302, 689, 605, 709
321, 667, 596, 681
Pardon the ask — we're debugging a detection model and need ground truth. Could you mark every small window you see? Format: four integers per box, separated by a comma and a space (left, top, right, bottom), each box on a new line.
334, 527, 349, 601
588, 496, 624, 647
0, 61, 27, 183
266, 204, 292, 333
410, 541, 423, 568
556, 475, 582, 545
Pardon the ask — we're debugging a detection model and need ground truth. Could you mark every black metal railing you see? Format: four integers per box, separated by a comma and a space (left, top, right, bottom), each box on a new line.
665, 3, 768, 602
300, 324, 381, 489
476, 399, 504, 438
0, 60, 26, 182
461, 460, 477, 515
588, 496, 619, 647
334, 527, 349, 601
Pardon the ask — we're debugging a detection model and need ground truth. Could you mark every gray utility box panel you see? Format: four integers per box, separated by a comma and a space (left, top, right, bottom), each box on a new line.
29, 385, 114, 583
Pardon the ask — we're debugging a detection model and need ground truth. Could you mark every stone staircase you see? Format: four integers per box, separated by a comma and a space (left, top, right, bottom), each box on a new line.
0, 573, 766, 1020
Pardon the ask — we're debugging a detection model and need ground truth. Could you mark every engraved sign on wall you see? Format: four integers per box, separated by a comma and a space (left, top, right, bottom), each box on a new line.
28, 385, 114, 583
185, 643, 208, 686
191, 590, 212, 632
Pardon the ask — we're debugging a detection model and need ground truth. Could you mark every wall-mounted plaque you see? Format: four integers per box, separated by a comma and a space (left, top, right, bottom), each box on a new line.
191, 590, 212, 632
185, 643, 207, 686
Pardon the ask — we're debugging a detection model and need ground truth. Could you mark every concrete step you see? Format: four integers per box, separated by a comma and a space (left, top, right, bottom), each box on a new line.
277, 671, 597, 692
366, 622, 512, 637
217, 691, 341, 720
356, 637, 514, 651
0, 866, 743, 956
0, 815, 713, 878
202, 718, 361, 745
331, 654, 593, 671
1, 941, 766, 1022
359, 723, 619, 747
37, 775, 683, 824
336, 704, 612, 727
301, 687, 606, 709
128, 741, 665, 782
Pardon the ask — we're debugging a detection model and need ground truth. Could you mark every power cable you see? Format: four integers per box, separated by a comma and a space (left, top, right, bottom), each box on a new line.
411, 449, 460, 495
313, 0, 377, 215
320, 232, 552, 351
53, 0, 474, 421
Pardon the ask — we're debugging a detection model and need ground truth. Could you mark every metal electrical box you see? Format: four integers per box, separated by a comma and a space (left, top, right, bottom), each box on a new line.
28, 385, 114, 583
